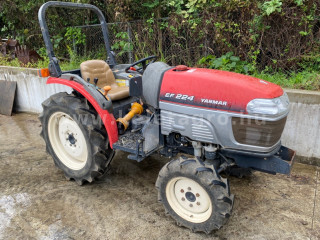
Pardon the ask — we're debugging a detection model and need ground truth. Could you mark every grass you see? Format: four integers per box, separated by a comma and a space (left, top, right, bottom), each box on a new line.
1, 56, 319, 91
0, 54, 93, 71
252, 70, 320, 91
0, 57, 49, 69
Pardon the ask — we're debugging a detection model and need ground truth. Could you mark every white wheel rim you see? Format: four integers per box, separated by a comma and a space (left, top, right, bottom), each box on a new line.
166, 177, 212, 223
48, 112, 88, 170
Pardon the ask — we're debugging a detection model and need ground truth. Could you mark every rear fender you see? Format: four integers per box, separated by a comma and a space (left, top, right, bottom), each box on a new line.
47, 76, 118, 147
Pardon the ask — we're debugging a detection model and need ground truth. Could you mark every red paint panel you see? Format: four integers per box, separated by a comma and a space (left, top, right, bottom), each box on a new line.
47, 77, 118, 147
159, 68, 283, 113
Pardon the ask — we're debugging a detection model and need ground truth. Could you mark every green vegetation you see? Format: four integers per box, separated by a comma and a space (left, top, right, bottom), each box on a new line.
0, 0, 319, 90
0, 55, 91, 71
0, 58, 47, 69
2, 51, 318, 91
198, 51, 320, 90
198, 52, 319, 90
198, 52, 254, 74
253, 71, 320, 90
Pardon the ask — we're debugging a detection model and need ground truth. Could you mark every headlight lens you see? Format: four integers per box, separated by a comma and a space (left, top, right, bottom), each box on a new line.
247, 92, 289, 115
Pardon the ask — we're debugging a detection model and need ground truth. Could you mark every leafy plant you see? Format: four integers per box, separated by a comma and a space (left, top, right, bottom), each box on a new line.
294, 0, 304, 6
65, 27, 86, 46
51, 35, 63, 49
111, 32, 133, 56
261, 0, 283, 16
142, 0, 160, 8
198, 52, 253, 74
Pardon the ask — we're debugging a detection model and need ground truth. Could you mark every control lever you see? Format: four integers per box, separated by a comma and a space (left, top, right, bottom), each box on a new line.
103, 86, 111, 101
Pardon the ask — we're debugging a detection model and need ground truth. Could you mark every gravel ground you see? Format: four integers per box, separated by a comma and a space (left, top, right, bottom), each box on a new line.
0, 113, 319, 240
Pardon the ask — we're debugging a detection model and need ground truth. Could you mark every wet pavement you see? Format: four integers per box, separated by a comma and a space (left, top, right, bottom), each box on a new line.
0, 113, 319, 240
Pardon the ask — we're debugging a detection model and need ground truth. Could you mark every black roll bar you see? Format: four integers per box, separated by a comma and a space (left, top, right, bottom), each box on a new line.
38, 1, 116, 77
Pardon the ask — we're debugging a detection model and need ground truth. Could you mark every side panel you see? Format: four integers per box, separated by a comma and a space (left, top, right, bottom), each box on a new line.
160, 110, 219, 144
160, 101, 285, 153
47, 77, 118, 147
142, 115, 159, 153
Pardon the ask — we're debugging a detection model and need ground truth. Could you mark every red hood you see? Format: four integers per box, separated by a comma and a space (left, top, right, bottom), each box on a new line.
159, 68, 283, 113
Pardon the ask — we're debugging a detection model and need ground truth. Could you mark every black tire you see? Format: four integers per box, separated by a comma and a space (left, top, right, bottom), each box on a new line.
156, 156, 234, 234
39, 92, 114, 185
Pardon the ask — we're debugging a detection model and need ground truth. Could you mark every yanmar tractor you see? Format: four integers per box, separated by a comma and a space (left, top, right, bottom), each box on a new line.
38, 1, 295, 233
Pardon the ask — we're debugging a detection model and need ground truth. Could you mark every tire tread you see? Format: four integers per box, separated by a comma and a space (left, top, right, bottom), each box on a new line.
39, 92, 114, 185
156, 156, 234, 234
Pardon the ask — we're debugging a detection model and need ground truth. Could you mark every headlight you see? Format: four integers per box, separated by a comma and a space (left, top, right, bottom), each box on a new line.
247, 92, 290, 116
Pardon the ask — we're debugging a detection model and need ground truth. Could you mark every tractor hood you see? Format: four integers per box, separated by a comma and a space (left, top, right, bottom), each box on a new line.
159, 67, 284, 113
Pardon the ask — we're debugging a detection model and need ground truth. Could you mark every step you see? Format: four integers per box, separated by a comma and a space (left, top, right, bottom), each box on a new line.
112, 131, 144, 156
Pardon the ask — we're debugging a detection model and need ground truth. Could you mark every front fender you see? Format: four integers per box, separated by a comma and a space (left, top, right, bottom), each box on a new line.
47, 77, 118, 147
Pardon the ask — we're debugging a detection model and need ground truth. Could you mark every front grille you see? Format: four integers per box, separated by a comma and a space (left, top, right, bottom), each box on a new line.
232, 116, 287, 147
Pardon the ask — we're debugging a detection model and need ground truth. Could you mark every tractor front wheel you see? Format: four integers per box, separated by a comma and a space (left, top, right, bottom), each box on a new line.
156, 156, 234, 234
39, 92, 114, 185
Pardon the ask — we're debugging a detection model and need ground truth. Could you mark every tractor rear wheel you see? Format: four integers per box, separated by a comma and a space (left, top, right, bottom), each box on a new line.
39, 92, 114, 185
156, 156, 234, 234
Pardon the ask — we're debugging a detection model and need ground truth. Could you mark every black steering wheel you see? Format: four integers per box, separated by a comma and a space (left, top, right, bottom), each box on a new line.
125, 55, 158, 74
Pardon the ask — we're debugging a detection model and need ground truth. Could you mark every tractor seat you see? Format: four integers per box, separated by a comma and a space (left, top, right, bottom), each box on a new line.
80, 60, 129, 101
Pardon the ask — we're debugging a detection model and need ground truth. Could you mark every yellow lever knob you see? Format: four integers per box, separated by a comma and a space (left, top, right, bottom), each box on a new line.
103, 86, 111, 95
103, 86, 111, 100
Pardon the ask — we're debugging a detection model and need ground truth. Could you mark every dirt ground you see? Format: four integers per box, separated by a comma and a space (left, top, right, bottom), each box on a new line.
0, 113, 319, 240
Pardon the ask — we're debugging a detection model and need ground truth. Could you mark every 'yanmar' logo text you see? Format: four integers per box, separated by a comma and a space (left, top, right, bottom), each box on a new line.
201, 99, 227, 106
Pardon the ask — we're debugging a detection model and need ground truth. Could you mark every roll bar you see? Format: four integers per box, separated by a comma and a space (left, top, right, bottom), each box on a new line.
38, 1, 116, 77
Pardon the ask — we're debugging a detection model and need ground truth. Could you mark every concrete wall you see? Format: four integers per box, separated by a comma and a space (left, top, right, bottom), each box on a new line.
0, 66, 71, 113
282, 89, 320, 165
0, 66, 319, 165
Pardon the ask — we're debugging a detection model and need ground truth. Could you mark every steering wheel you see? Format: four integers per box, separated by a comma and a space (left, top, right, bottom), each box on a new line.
125, 55, 158, 74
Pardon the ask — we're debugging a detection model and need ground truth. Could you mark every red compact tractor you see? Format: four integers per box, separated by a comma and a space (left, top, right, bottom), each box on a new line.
38, 1, 295, 233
